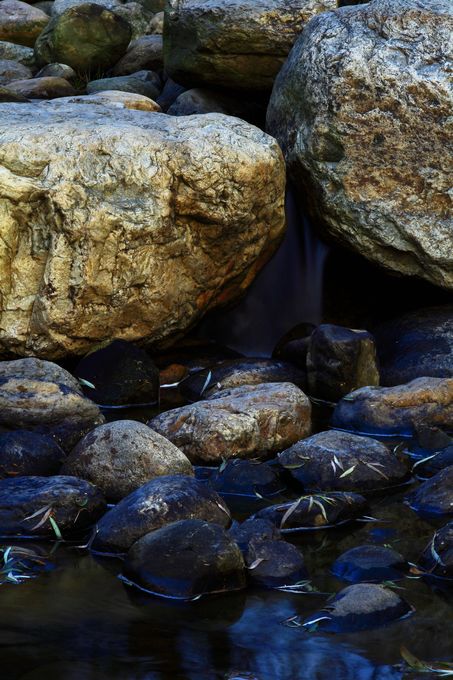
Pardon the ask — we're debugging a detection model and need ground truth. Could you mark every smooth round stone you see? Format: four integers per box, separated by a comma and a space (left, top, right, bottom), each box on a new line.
0, 475, 106, 538
302, 583, 413, 633
229, 518, 281, 554
210, 459, 284, 498
7, 75, 76, 98
0, 358, 82, 394
0, 83, 28, 101
0, 430, 64, 478
419, 521, 453, 580
35, 62, 75, 79
279, 430, 409, 493
60, 90, 161, 111
123, 519, 246, 599
331, 545, 407, 583
111, 34, 163, 76
91, 474, 231, 554
86, 70, 161, 100
253, 492, 367, 532
61, 420, 193, 502
245, 539, 307, 588
0, 41, 35, 68
405, 466, 453, 518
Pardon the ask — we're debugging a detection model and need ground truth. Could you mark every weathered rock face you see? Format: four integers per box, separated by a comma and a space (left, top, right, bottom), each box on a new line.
0, 0, 49, 47
0, 101, 285, 358
164, 0, 336, 92
332, 377, 453, 436
148, 382, 311, 463
267, 0, 453, 290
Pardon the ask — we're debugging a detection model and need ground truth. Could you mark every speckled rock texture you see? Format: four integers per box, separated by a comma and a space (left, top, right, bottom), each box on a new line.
0, 101, 285, 358
164, 0, 337, 91
267, 0, 453, 289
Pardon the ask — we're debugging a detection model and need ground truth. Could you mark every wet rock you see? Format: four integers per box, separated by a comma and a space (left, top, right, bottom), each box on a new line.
123, 519, 246, 599
209, 459, 284, 499
419, 521, 453, 580
413, 444, 453, 479
279, 430, 409, 493
113, 2, 154, 40
229, 518, 281, 554
332, 377, 453, 436
61, 420, 193, 502
306, 324, 379, 402
405, 466, 453, 519
35, 62, 75, 79
51, 0, 121, 15
0, 430, 65, 478
302, 583, 413, 632
149, 383, 311, 463
155, 76, 186, 111
0, 0, 49, 47
272, 322, 316, 369
0, 101, 285, 358
332, 544, 407, 583
91, 474, 231, 554
74, 341, 159, 407
267, 0, 453, 290
0, 58, 32, 85
164, 0, 336, 92
253, 492, 367, 532
86, 70, 161, 100
245, 539, 307, 588
0, 475, 106, 537
179, 358, 306, 402
0, 358, 82, 394
62, 89, 161, 111
34, 3, 132, 72
111, 34, 163, 76
375, 306, 453, 386
0, 40, 35, 68
7, 75, 76, 98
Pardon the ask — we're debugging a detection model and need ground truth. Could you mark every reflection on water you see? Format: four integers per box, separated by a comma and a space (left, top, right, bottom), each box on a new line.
1, 489, 452, 680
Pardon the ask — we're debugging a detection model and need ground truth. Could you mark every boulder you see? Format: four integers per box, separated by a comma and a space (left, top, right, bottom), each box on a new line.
167, 88, 264, 125
0, 430, 65, 478
61, 420, 193, 501
0, 83, 28, 101
113, 2, 154, 40
35, 62, 75, 79
0, 101, 285, 358
164, 0, 336, 92
419, 521, 453, 580
0, 475, 106, 537
148, 383, 311, 463
34, 3, 131, 72
61, 90, 161, 111
156, 76, 186, 111
331, 544, 407, 583
245, 539, 307, 589
306, 324, 379, 402
91, 474, 231, 554
332, 377, 453, 436
0, 58, 32, 85
209, 459, 285, 499
86, 70, 161, 100
272, 322, 316, 369
405, 465, 453, 518
229, 517, 281, 554
111, 34, 163, 76
0, 358, 82, 393
278, 430, 409, 492
7, 75, 76, 98
123, 519, 246, 599
0, 40, 35, 68
51, 0, 122, 15
413, 444, 453, 479
0, 0, 49, 47
267, 0, 453, 290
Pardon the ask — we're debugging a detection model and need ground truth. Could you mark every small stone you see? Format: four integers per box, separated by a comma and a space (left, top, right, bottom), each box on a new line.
61, 89, 161, 111
0, 58, 32, 85
229, 518, 281, 555
7, 75, 76, 98
35, 62, 75, 79
245, 539, 308, 588
332, 544, 407, 583
405, 465, 453, 519
272, 322, 316, 369
86, 70, 161, 100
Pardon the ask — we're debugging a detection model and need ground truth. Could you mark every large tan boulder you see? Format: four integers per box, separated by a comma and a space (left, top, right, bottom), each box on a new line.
0, 101, 285, 358
267, 0, 453, 289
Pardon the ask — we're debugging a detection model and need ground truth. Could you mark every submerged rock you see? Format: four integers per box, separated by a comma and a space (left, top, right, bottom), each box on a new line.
61, 420, 193, 502
302, 583, 412, 633
419, 521, 453, 580
279, 430, 409, 493
0, 430, 64, 478
209, 459, 284, 499
0, 0, 49, 47
245, 539, 308, 589
0, 475, 106, 537
149, 383, 311, 463
123, 519, 246, 599
253, 492, 367, 532
0, 101, 285, 358
306, 325, 379, 402
229, 518, 281, 555
164, 0, 336, 91
91, 474, 231, 554
332, 544, 407, 583
267, 0, 453, 289
405, 466, 453, 519
332, 378, 453, 436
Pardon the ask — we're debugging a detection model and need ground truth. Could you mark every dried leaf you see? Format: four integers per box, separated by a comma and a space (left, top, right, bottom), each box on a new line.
280, 497, 303, 529
339, 464, 356, 479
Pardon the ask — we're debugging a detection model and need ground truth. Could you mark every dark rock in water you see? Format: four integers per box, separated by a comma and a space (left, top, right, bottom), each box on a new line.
155, 77, 186, 111
306, 324, 379, 402
61, 420, 193, 502
122, 519, 246, 599
0, 430, 64, 478
375, 306, 453, 386
91, 474, 231, 554
331, 544, 407, 583
149, 382, 311, 463
419, 520, 453, 580
245, 539, 307, 588
405, 465, 453, 519
0, 475, 106, 538
210, 459, 284, 498
179, 358, 306, 402
332, 377, 453, 436
86, 70, 161, 100
302, 583, 413, 633
229, 518, 281, 555
413, 444, 453, 479
253, 492, 367, 532
272, 322, 316, 369
34, 3, 132, 72
279, 430, 409, 493
154, 338, 242, 376
74, 340, 159, 407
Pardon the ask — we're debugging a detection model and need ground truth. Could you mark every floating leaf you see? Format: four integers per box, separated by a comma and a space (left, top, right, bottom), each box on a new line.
248, 558, 265, 570
49, 516, 62, 540
78, 378, 96, 389
200, 370, 212, 396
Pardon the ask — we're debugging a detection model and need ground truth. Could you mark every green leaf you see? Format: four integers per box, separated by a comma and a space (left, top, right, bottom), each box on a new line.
49, 516, 63, 540
78, 378, 96, 389
400, 646, 429, 671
